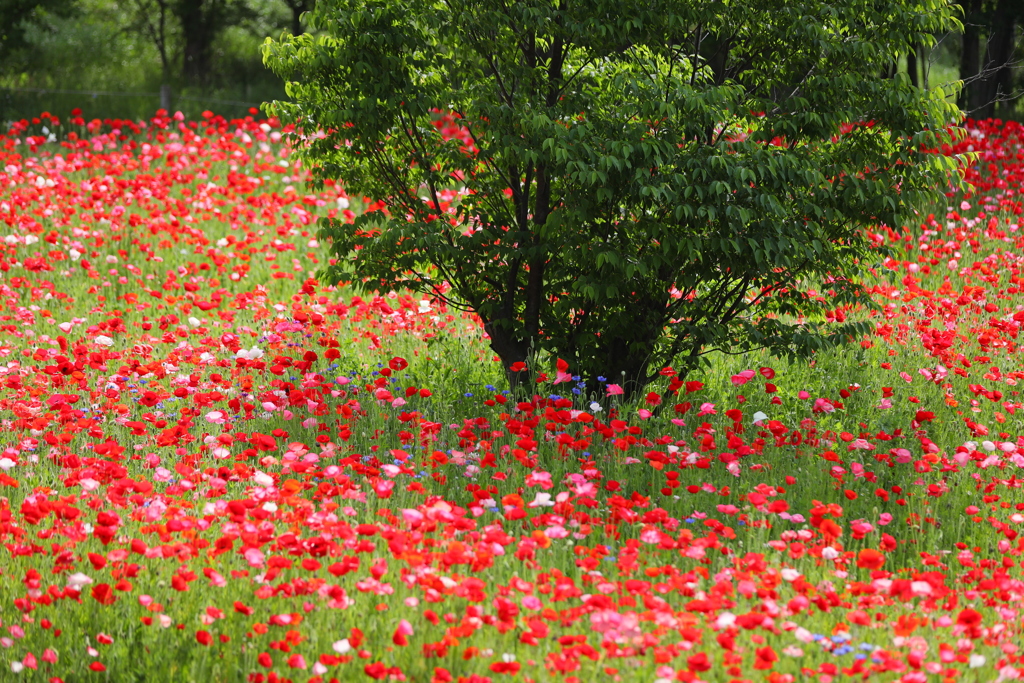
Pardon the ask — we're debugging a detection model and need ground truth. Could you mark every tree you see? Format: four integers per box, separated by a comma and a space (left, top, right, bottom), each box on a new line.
263, 0, 964, 397
130, 0, 175, 110
282, 0, 311, 36
0, 0, 76, 70
174, 0, 253, 86
957, 0, 1024, 117
176, 0, 220, 84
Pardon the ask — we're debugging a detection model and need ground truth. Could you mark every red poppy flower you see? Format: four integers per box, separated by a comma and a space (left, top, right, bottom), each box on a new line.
753, 646, 778, 670
857, 548, 885, 570
364, 661, 388, 679
956, 608, 982, 628
687, 652, 712, 672
90, 583, 116, 605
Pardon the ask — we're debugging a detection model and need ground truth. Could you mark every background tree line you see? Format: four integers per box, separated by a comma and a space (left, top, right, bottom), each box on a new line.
0, 0, 307, 119
0, 0, 1023, 121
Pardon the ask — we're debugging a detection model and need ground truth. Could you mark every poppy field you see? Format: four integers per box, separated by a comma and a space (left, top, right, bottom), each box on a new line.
1, 109, 1024, 683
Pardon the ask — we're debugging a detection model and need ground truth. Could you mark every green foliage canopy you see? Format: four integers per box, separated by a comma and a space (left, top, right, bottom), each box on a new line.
263, 0, 965, 396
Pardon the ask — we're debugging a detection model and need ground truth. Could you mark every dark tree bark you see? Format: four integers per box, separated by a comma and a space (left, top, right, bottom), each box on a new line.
175, 0, 251, 86
132, 0, 173, 109
178, 0, 216, 86
907, 46, 919, 87
979, 0, 1019, 117
959, 0, 983, 111
284, 0, 310, 36
483, 320, 532, 395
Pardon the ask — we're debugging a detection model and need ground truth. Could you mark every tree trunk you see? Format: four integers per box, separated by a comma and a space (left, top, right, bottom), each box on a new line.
907, 47, 918, 88
594, 339, 657, 402
179, 0, 215, 86
579, 293, 671, 402
979, 0, 1017, 118
921, 43, 930, 90
959, 0, 983, 112
289, 1, 305, 36
284, 0, 309, 36
483, 320, 533, 395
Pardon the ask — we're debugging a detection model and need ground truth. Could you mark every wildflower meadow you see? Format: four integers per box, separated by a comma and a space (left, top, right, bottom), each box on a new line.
0, 109, 1023, 683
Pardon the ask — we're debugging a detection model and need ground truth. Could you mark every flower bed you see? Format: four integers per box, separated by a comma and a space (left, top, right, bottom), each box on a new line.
0, 111, 1022, 682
